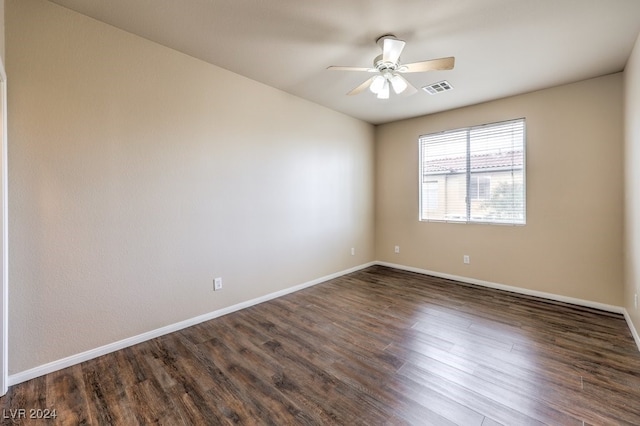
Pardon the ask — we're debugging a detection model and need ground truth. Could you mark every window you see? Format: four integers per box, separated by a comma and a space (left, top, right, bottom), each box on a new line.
470, 176, 491, 200
419, 118, 525, 225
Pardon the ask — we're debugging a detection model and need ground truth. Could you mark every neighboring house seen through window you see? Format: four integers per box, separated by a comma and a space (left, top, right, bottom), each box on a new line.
419, 118, 526, 225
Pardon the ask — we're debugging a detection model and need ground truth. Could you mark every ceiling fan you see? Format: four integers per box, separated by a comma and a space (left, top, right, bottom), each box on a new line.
327, 35, 455, 99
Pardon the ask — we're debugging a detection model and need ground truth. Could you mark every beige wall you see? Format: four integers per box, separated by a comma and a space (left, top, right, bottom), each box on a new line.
0, 0, 4, 64
376, 74, 624, 306
6, 0, 375, 374
624, 34, 640, 334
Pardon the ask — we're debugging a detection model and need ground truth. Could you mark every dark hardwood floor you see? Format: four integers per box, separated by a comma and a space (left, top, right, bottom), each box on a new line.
2, 265, 640, 425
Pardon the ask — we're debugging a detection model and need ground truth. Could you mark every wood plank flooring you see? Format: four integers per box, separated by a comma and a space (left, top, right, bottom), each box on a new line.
1, 265, 640, 425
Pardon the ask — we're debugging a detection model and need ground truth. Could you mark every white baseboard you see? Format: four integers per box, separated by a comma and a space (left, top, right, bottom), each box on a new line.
8, 262, 375, 386
375, 261, 625, 314
623, 309, 640, 352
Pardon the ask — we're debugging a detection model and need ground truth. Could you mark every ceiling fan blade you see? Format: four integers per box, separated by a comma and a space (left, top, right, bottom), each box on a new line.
400, 57, 455, 73
382, 38, 406, 63
347, 76, 376, 96
327, 65, 375, 72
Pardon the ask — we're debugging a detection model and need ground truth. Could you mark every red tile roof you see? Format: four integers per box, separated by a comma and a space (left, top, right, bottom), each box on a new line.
424, 150, 524, 174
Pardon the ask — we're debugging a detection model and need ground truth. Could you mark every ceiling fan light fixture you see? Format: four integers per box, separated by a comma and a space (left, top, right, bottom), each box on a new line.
390, 74, 408, 94
370, 75, 386, 94
377, 80, 390, 99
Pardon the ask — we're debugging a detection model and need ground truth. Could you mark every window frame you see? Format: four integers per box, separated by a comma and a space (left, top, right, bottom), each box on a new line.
418, 118, 526, 226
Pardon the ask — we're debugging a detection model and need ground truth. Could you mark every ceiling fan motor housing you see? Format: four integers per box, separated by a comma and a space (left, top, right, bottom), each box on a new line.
373, 54, 399, 72
375, 34, 398, 48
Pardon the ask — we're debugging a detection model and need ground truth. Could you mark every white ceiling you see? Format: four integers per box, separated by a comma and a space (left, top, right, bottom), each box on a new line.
49, 0, 640, 125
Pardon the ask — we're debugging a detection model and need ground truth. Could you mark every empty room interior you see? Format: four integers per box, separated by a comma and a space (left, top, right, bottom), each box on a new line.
2, 0, 640, 424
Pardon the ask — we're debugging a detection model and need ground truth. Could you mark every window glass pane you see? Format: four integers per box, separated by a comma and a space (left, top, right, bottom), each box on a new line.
420, 129, 467, 221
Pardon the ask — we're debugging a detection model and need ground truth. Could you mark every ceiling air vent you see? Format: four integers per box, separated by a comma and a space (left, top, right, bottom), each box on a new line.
422, 80, 453, 95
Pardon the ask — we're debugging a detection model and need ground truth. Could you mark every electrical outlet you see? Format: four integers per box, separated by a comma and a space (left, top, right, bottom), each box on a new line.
351, 247, 355, 256
463, 255, 470, 264
394, 246, 400, 254
635, 293, 638, 309
214, 277, 222, 291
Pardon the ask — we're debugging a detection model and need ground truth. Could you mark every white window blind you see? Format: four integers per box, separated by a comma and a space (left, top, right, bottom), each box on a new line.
424, 181, 439, 210
419, 118, 526, 225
